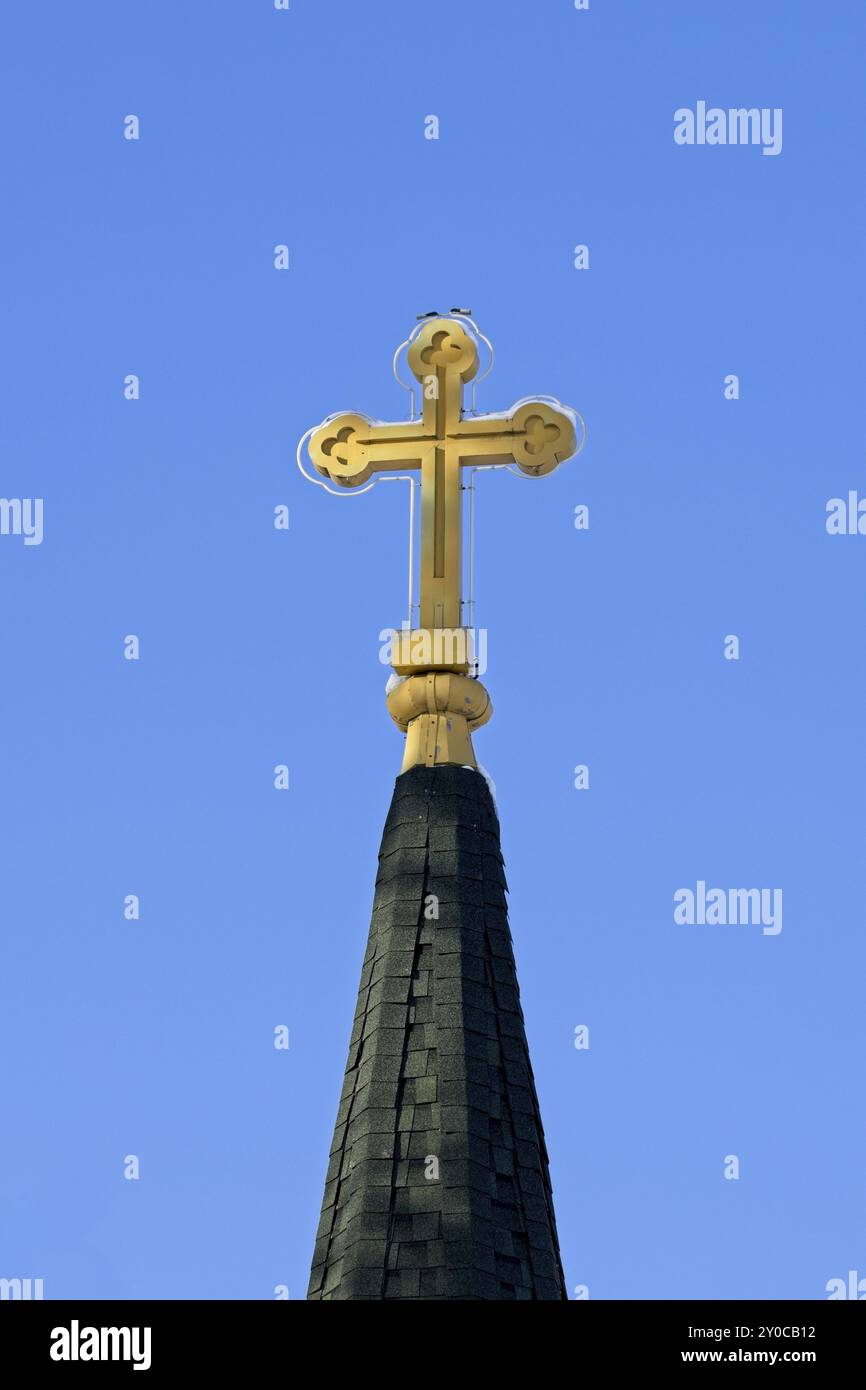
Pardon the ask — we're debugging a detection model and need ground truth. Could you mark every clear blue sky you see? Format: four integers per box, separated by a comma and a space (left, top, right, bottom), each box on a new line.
1, 0, 864, 1300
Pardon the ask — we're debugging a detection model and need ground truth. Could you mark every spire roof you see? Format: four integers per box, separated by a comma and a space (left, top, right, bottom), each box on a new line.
308, 765, 566, 1301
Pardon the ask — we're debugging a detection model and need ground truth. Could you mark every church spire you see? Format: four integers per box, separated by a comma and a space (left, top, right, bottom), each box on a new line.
302, 315, 582, 1299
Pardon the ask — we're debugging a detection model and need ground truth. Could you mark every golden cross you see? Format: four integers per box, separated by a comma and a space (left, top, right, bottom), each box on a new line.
308, 316, 577, 632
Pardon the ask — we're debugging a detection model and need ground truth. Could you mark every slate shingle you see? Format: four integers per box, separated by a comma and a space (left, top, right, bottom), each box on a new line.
307, 764, 567, 1301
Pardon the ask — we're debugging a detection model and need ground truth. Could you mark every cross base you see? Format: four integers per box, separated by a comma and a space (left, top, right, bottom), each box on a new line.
386, 672, 492, 771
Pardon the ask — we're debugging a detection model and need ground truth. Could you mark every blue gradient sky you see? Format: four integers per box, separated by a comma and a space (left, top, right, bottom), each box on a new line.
1, 0, 864, 1300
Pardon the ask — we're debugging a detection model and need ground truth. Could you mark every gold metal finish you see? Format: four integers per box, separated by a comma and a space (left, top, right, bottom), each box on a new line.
309, 317, 576, 631
386, 673, 492, 772
307, 315, 579, 768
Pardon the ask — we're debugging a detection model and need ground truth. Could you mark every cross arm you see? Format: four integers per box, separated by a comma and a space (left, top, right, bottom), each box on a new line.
308, 413, 430, 487
453, 400, 577, 475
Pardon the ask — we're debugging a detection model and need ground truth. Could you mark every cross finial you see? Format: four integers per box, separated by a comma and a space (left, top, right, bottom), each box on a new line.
304, 315, 582, 768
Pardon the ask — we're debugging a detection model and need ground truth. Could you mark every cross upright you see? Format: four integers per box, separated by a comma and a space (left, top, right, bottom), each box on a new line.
308, 315, 577, 632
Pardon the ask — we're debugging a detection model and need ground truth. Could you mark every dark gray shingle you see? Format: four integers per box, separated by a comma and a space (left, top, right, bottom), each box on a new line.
306, 764, 567, 1301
